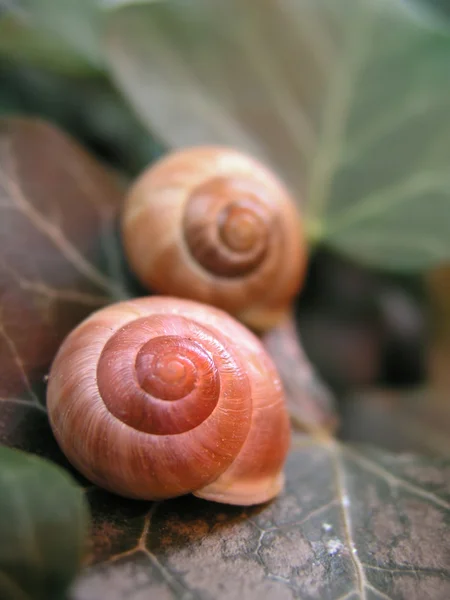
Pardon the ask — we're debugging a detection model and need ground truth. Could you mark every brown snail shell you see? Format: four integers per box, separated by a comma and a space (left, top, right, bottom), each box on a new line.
46, 297, 291, 505
121, 146, 306, 331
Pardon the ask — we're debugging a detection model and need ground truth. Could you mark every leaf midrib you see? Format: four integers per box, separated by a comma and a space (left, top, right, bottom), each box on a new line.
305, 2, 375, 240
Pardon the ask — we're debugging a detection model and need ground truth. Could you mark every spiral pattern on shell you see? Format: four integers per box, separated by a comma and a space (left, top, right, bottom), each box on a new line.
47, 297, 290, 505
122, 146, 306, 330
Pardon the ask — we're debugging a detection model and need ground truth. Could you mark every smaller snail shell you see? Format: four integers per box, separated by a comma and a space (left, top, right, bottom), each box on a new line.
46, 297, 290, 505
122, 147, 306, 330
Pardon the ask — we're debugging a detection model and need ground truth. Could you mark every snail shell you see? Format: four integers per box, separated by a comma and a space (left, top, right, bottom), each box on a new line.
121, 147, 306, 331
46, 297, 290, 505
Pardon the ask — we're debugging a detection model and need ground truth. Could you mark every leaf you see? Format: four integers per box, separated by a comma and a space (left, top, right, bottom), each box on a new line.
104, 0, 450, 271
0, 117, 128, 460
261, 315, 338, 435
418, 0, 450, 19
21, 0, 103, 69
0, 12, 99, 75
69, 435, 450, 600
341, 388, 450, 457
0, 446, 89, 600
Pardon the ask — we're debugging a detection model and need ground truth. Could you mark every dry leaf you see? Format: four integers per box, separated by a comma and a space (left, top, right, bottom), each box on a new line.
72, 436, 450, 600
0, 117, 125, 458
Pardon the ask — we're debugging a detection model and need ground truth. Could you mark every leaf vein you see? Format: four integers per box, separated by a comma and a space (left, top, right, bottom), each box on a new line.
329, 441, 368, 600
344, 447, 450, 511
0, 396, 47, 413
0, 321, 40, 406
326, 174, 450, 236
306, 2, 374, 229
345, 96, 450, 164
0, 168, 118, 297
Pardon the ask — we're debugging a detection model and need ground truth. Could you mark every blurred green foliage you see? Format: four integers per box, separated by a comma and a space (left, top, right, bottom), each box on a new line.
0, 63, 163, 175
0, 447, 89, 600
104, 0, 450, 271
0, 0, 163, 175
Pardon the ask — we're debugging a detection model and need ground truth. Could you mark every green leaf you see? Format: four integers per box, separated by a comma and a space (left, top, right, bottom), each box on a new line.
419, 0, 450, 19
0, 14, 99, 76
0, 446, 90, 600
104, 0, 450, 271
1, 0, 105, 73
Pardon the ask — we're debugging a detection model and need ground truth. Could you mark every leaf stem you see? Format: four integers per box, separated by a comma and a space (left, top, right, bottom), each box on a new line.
261, 310, 338, 437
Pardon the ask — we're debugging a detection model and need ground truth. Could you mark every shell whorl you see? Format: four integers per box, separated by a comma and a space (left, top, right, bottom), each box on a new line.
47, 297, 290, 505
96, 314, 247, 436
183, 176, 273, 277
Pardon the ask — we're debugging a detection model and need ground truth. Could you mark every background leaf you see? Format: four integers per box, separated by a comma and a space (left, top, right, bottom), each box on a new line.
341, 388, 450, 457
0, 117, 129, 460
0, 66, 162, 176
262, 318, 338, 434
0, 12, 98, 76
16, 0, 104, 71
418, 0, 450, 19
104, 0, 450, 271
0, 446, 89, 600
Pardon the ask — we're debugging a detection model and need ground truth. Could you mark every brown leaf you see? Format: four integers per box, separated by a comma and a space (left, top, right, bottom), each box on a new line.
0, 117, 125, 458
72, 436, 450, 600
261, 315, 338, 435
341, 388, 450, 457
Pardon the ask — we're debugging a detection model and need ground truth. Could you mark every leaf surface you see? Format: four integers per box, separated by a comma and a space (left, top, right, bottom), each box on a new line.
0, 13, 97, 75
341, 388, 450, 457
72, 437, 450, 600
19, 0, 104, 70
0, 446, 89, 600
0, 117, 126, 460
104, 0, 450, 271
